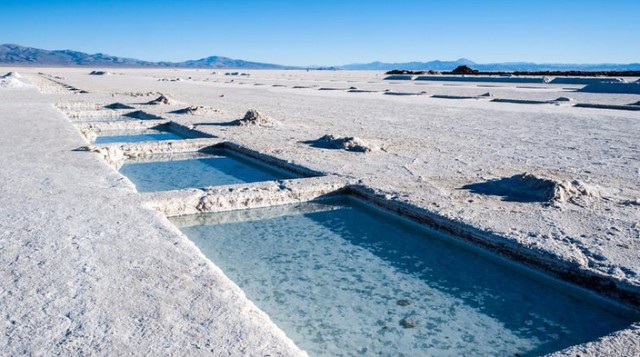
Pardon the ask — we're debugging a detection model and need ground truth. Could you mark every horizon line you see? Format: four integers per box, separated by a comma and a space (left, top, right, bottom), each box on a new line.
2, 43, 639, 67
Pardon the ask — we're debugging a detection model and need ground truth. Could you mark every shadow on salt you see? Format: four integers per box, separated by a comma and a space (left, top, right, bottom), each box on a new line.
92, 123, 211, 144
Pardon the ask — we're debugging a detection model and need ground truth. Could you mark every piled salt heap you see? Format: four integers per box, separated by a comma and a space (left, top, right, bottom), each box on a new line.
308, 134, 374, 153
123, 110, 163, 120
146, 94, 178, 105
171, 106, 219, 115
0, 72, 30, 88
5, 71, 21, 78
550, 178, 601, 205
463, 173, 600, 206
235, 109, 279, 126
104, 102, 135, 110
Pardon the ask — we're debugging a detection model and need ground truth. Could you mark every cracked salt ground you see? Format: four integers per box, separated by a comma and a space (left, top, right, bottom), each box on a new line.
171, 198, 636, 357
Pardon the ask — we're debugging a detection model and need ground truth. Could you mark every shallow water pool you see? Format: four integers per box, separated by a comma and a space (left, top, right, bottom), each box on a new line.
119, 150, 299, 192
171, 197, 637, 357
74, 116, 135, 123
94, 128, 184, 144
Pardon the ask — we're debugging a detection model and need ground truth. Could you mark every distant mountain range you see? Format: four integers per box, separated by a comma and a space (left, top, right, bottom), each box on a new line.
340, 58, 477, 71
2, 44, 639, 71
340, 58, 640, 71
0, 44, 288, 69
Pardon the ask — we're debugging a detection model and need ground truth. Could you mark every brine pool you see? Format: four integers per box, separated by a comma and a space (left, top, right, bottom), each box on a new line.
93, 128, 185, 144
170, 197, 637, 357
119, 150, 300, 192
73, 116, 135, 123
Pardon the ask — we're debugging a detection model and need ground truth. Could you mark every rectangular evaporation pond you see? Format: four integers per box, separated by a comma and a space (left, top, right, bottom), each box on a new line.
75, 116, 135, 123
93, 128, 185, 144
170, 197, 638, 357
119, 150, 300, 192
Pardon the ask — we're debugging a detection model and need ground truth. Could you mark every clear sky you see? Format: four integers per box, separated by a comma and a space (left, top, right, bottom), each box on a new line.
1, 0, 639, 66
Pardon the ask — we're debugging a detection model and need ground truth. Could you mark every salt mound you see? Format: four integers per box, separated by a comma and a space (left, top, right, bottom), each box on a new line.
0, 77, 27, 88
146, 94, 178, 105
307, 134, 373, 153
89, 70, 111, 76
235, 109, 279, 126
0, 72, 29, 88
123, 110, 163, 120
171, 106, 219, 115
478, 92, 493, 98
104, 102, 135, 110
552, 178, 600, 205
2, 72, 22, 78
462, 173, 600, 205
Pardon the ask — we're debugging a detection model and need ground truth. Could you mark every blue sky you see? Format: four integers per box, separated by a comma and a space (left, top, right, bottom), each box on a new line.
1, 0, 639, 65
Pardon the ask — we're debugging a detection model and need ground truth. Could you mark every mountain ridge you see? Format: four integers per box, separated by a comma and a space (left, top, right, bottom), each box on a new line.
0, 44, 288, 69
2, 44, 639, 71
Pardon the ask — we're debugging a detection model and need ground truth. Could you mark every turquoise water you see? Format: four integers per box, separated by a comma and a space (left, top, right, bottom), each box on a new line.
75, 116, 134, 122
94, 129, 184, 144
120, 151, 299, 192
171, 198, 637, 357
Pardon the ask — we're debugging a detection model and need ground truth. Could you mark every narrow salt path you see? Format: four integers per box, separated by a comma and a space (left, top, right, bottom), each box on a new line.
0, 88, 304, 355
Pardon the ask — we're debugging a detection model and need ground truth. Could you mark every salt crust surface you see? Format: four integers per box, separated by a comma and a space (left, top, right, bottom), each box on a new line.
0, 84, 304, 356
2, 68, 640, 356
